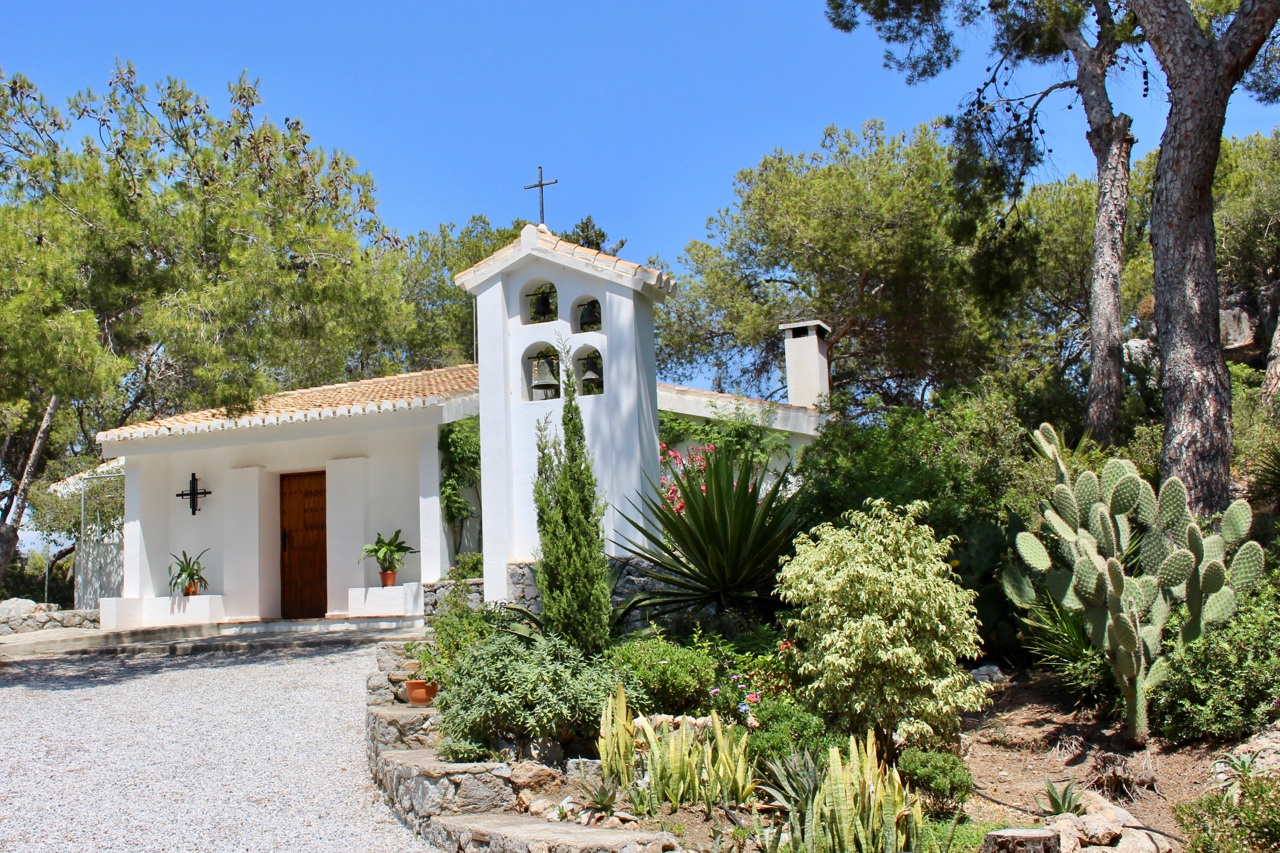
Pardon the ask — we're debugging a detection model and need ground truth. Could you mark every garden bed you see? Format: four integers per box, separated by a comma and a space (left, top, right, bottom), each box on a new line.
961, 673, 1253, 839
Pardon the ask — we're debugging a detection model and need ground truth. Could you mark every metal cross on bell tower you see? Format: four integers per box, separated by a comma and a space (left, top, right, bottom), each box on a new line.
524, 166, 558, 225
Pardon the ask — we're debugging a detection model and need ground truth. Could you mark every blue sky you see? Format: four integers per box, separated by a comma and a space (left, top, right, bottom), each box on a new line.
5, 1, 1277, 273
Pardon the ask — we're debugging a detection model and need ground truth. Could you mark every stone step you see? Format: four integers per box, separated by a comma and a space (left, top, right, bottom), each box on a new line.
0, 623, 220, 656
424, 813, 680, 853
66, 627, 423, 657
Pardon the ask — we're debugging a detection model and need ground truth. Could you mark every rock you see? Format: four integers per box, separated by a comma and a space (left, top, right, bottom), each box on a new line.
1114, 829, 1169, 853
0, 598, 38, 618
1046, 814, 1084, 853
615, 811, 639, 822
1080, 814, 1122, 846
545, 810, 562, 822
604, 816, 624, 829
510, 761, 562, 792
366, 673, 395, 706
518, 790, 536, 811
528, 797, 554, 816
979, 828, 1060, 853
971, 664, 1011, 684
1078, 791, 1134, 825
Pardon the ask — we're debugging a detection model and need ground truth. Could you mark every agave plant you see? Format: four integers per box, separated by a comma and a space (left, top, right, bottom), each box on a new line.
618, 448, 804, 617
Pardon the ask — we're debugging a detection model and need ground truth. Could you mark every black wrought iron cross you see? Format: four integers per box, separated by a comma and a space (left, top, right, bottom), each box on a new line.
176, 473, 212, 516
524, 166, 558, 224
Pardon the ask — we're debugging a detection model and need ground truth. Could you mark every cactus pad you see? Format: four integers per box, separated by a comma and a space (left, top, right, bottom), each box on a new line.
1137, 479, 1158, 526
1075, 471, 1101, 510
1016, 532, 1052, 573
1044, 509, 1079, 544
1001, 565, 1037, 609
1115, 648, 1137, 677
1200, 560, 1226, 596
1188, 523, 1204, 563
1052, 484, 1080, 531
1146, 657, 1170, 688
1073, 558, 1105, 606
1109, 474, 1141, 517
1220, 498, 1253, 547
1157, 549, 1194, 588
1158, 477, 1190, 531
1141, 532, 1171, 575
1230, 540, 1264, 592
1101, 459, 1129, 503
1107, 558, 1126, 595
1201, 534, 1225, 566
1202, 587, 1238, 624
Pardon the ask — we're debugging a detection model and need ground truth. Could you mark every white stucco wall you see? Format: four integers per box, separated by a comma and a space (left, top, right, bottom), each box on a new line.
108, 404, 466, 620
468, 257, 664, 600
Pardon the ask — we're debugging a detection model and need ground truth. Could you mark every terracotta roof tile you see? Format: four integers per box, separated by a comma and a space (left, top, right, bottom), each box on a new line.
97, 364, 479, 444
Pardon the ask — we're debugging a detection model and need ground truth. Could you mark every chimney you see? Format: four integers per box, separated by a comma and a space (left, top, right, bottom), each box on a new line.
779, 321, 831, 408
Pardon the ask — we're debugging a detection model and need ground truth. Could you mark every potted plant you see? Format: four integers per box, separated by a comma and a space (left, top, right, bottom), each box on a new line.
168, 549, 211, 597
403, 639, 441, 707
359, 529, 418, 587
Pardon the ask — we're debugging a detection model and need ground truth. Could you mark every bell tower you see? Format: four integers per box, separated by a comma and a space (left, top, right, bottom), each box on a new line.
454, 224, 675, 601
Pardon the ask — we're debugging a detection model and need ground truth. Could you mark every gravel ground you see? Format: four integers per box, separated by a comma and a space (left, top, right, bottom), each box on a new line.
0, 647, 430, 853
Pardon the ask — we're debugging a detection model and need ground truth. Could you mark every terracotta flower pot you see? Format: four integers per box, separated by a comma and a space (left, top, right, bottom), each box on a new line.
182, 582, 199, 597
405, 680, 438, 708
379, 571, 397, 587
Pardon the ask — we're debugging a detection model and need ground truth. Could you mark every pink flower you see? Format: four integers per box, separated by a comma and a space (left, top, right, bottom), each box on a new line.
709, 688, 720, 695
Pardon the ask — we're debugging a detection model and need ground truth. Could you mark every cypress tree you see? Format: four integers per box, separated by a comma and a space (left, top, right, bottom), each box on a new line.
533, 359, 611, 655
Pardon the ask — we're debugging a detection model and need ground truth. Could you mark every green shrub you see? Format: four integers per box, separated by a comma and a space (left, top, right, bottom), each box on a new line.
747, 694, 839, 768
436, 633, 631, 760
1149, 569, 1280, 742
897, 748, 973, 815
778, 499, 989, 748
1175, 775, 1280, 853
604, 637, 715, 715
451, 552, 483, 580
534, 367, 611, 655
410, 580, 508, 683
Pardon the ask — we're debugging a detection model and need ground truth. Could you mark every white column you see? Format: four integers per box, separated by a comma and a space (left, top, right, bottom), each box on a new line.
221, 467, 280, 620
419, 425, 449, 583
325, 457, 367, 616
121, 455, 168, 599
476, 280, 512, 602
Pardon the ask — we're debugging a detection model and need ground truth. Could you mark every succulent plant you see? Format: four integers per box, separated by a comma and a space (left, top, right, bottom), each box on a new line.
1006, 424, 1265, 745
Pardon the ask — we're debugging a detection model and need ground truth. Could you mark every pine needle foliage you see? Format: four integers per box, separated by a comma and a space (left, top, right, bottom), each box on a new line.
533, 364, 611, 655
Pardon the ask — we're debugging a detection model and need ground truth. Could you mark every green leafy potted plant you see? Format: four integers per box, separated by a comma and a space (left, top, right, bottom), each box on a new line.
359, 529, 418, 587
403, 641, 443, 707
168, 549, 211, 597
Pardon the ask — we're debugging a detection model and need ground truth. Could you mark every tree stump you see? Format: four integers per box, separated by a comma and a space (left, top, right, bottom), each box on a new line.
978, 828, 1062, 853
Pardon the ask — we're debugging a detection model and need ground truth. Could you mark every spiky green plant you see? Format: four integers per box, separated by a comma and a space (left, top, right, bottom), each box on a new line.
816, 732, 925, 853
1036, 779, 1085, 816
597, 684, 636, 785
1007, 424, 1266, 745
619, 449, 803, 617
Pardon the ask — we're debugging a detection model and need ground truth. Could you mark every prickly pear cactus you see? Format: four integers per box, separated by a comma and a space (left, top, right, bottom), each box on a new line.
1005, 424, 1265, 745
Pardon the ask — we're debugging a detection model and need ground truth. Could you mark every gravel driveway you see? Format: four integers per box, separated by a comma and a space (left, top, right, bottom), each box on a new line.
0, 647, 428, 853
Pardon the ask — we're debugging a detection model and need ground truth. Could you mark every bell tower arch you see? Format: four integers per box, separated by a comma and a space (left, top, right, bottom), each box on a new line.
454, 224, 674, 601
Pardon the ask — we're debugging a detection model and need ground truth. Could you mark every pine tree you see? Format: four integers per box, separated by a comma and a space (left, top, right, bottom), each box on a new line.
533, 359, 611, 655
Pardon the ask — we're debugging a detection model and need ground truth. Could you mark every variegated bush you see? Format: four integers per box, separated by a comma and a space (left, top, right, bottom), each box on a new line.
1006, 424, 1265, 745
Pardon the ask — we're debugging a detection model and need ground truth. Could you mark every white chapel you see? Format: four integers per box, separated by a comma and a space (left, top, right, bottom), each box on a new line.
92, 225, 825, 630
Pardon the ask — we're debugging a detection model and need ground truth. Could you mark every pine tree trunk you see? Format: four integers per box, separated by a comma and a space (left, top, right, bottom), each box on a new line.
1149, 83, 1235, 516
1126, 0, 1280, 516
1084, 114, 1135, 446
0, 395, 60, 586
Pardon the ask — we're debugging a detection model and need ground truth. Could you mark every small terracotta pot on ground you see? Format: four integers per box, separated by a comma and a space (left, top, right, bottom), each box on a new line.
379, 571, 396, 587
405, 680, 438, 707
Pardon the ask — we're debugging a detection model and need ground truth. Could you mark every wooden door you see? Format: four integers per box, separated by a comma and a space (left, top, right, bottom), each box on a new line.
280, 472, 327, 620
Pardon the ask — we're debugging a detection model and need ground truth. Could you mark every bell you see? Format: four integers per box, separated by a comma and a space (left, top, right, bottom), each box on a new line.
581, 357, 602, 382
531, 356, 559, 390
579, 300, 601, 329
532, 292, 553, 320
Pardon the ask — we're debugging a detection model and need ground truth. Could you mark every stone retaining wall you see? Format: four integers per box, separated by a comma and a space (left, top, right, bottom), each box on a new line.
0, 605, 99, 635
422, 578, 484, 620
